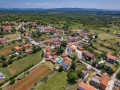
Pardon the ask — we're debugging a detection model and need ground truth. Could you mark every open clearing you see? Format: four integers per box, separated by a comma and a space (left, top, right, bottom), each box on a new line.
0, 51, 42, 79
7, 65, 51, 90
35, 72, 68, 90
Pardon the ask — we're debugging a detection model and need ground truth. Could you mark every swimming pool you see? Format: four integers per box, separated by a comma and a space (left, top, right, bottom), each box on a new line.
57, 59, 62, 63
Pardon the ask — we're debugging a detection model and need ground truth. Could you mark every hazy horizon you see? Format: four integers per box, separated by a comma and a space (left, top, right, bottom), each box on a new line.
0, 0, 120, 10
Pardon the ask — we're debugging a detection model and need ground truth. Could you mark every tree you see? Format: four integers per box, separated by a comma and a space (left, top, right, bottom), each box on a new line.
59, 65, 63, 72
76, 70, 82, 77
116, 71, 120, 79
70, 61, 76, 70
50, 30, 55, 35
0, 56, 6, 61
2, 62, 8, 67
9, 79, 15, 85
68, 72, 78, 83
92, 61, 98, 67
61, 41, 67, 48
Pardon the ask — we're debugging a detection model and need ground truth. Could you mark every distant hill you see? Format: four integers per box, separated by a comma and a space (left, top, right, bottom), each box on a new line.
0, 8, 119, 11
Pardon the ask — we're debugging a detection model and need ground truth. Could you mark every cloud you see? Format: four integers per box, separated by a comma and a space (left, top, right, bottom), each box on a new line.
18, 3, 49, 6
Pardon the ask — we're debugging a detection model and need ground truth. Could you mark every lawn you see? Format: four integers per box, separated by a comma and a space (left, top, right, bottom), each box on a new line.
35, 72, 68, 90
0, 51, 42, 79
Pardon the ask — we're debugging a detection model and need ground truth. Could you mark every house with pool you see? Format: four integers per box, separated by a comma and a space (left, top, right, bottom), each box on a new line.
106, 52, 117, 64
60, 58, 71, 70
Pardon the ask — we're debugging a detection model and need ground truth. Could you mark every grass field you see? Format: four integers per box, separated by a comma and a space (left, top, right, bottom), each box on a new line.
35, 72, 68, 90
0, 51, 42, 79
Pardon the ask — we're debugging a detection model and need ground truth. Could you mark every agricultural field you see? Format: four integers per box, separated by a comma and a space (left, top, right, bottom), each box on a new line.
0, 51, 42, 79
35, 72, 68, 90
7, 65, 51, 90
0, 45, 16, 56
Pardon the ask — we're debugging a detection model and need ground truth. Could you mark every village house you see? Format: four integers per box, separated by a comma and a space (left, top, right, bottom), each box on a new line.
68, 43, 72, 46
61, 58, 71, 70
23, 44, 32, 49
52, 55, 58, 60
14, 46, 22, 51
81, 66, 91, 78
90, 78, 100, 86
45, 52, 50, 58
62, 52, 68, 57
2, 26, 12, 32
82, 50, 95, 61
67, 45, 76, 54
77, 82, 95, 90
0, 38, 8, 44
25, 37, 32, 41
46, 47, 52, 52
77, 46, 83, 51
106, 52, 117, 64
49, 34, 59, 39
74, 41, 81, 46
67, 36, 79, 42
38, 27, 45, 32
100, 75, 110, 90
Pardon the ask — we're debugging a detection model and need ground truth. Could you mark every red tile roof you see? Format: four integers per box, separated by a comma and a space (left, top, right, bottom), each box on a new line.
77, 46, 83, 50
46, 48, 52, 51
68, 45, 76, 50
62, 52, 67, 57
106, 52, 117, 60
83, 50, 94, 58
61, 58, 71, 66
100, 75, 110, 88
23, 44, 32, 49
45, 52, 50, 55
52, 55, 58, 59
79, 82, 95, 90
14, 46, 22, 51
68, 43, 72, 46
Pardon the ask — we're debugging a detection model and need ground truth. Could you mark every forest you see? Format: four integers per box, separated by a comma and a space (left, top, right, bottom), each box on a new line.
0, 10, 120, 30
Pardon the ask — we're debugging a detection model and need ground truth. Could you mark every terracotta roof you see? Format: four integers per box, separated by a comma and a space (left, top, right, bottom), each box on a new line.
100, 75, 110, 87
62, 52, 67, 57
83, 50, 94, 58
14, 46, 22, 51
56, 45, 60, 47
23, 44, 31, 48
106, 52, 111, 55
46, 48, 52, 51
52, 52, 56, 55
68, 43, 72, 46
61, 58, 71, 66
113, 85, 119, 90
68, 45, 76, 50
77, 46, 83, 50
78, 82, 95, 90
2, 26, 12, 31
43, 45, 49, 48
45, 52, 50, 55
106, 53, 117, 60
52, 55, 58, 59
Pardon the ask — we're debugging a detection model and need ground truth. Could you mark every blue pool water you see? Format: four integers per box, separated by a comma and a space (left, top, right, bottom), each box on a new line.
57, 59, 62, 63
107, 65, 111, 67
39, 44, 43, 47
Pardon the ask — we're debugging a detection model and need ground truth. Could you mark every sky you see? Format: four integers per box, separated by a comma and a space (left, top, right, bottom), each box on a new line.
0, 0, 120, 10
